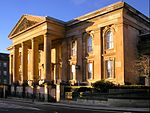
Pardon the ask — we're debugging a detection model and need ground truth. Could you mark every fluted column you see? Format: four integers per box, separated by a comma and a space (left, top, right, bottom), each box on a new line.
13, 45, 19, 83
22, 42, 28, 82
44, 34, 51, 81
31, 38, 39, 80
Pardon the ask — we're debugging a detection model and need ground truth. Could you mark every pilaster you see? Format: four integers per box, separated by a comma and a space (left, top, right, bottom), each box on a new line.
76, 34, 83, 82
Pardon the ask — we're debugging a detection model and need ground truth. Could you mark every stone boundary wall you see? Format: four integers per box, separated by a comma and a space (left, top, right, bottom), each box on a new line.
77, 98, 150, 107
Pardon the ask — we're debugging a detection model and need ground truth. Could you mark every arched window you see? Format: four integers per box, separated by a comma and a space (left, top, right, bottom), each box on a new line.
87, 36, 93, 52
106, 31, 113, 49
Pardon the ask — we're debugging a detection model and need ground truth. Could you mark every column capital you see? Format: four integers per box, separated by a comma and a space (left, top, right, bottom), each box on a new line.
31, 37, 39, 43
13, 44, 20, 49
44, 33, 50, 37
22, 42, 28, 47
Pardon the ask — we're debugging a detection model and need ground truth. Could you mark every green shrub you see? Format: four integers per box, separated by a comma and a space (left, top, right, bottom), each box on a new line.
92, 80, 116, 93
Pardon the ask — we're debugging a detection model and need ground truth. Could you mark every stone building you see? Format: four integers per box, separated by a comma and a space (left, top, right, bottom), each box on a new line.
0, 53, 9, 85
0, 53, 9, 98
7, 2, 150, 99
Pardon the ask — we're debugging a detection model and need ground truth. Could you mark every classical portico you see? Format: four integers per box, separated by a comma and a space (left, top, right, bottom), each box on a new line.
8, 15, 65, 98
7, 2, 150, 102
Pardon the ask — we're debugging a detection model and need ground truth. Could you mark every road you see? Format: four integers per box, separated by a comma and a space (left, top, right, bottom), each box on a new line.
0, 99, 145, 113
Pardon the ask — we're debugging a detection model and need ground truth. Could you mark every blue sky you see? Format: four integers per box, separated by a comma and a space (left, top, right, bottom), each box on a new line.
0, 0, 149, 53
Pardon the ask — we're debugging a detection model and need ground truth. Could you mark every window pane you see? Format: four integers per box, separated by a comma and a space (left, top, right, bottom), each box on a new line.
87, 36, 93, 52
3, 71, 7, 76
88, 63, 92, 72
3, 62, 7, 67
71, 65, 76, 80
72, 65, 75, 73
106, 31, 113, 49
71, 41, 77, 56
88, 63, 93, 79
106, 60, 113, 78
4, 79, 7, 84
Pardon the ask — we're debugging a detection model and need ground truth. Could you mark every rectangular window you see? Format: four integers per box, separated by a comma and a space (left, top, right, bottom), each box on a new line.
3, 62, 7, 67
3, 79, 7, 84
3, 71, 7, 76
105, 60, 114, 79
0, 71, 1, 76
0, 62, 1, 67
71, 65, 76, 80
71, 40, 77, 56
88, 62, 93, 79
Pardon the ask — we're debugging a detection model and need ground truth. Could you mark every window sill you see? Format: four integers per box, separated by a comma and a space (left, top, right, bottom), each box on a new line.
105, 77, 114, 81
104, 49, 115, 55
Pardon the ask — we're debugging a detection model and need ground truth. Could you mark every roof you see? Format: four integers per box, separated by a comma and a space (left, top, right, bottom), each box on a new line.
67, 1, 150, 26
8, 1, 150, 38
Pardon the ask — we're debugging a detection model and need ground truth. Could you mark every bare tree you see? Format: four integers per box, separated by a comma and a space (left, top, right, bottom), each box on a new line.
135, 54, 150, 77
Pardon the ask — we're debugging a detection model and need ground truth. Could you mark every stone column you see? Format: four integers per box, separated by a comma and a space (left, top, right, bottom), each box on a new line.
44, 34, 51, 81
44, 34, 51, 102
22, 42, 28, 82
13, 45, 19, 83
62, 40, 68, 81
9, 54, 13, 84
31, 38, 39, 80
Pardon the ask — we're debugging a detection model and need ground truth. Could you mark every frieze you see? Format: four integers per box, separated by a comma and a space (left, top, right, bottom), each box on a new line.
13, 18, 38, 35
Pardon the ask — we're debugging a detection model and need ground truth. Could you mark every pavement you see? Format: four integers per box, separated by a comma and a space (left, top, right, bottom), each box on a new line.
0, 97, 150, 112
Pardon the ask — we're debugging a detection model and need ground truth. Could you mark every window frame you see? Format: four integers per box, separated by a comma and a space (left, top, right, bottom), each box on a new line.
87, 62, 94, 80
71, 40, 77, 56
3, 79, 7, 84
3, 62, 7, 68
105, 58, 115, 79
71, 64, 76, 80
105, 30, 114, 50
87, 36, 93, 53
3, 70, 7, 76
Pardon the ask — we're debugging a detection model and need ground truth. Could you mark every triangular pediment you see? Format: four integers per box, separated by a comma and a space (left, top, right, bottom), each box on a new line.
9, 14, 46, 38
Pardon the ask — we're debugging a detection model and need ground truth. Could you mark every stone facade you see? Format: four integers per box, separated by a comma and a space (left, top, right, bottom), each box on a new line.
8, 2, 150, 88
